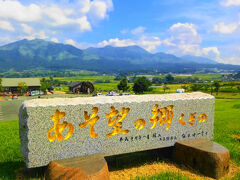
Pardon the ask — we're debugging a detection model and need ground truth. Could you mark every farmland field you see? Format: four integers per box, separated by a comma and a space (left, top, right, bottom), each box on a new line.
0, 93, 239, 179
54, 75, 115, 82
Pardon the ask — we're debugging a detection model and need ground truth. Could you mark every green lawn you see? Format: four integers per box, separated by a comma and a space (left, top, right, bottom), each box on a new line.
214, 99, 240, 165
0, 120, 24, 179
0, 95, 240, 179
134, 172, 190, 180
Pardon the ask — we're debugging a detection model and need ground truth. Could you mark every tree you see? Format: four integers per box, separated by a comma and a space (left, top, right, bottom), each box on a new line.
133, 76, 152, 94
152, 77, 162, 84
202, 84, 210, 92
181, 85, 189, 92
117, 77, 129, 92
237, 86, 240, 94
213, 81, 221, 95
163, 85, 170, 93
40, 78, 52, 94
0, 78, 2, 92
190, 83, 201, 91
17, 82, 28, 94
210, 84, 214, 95
165, 74, 174, 84
228, 82, 235, 93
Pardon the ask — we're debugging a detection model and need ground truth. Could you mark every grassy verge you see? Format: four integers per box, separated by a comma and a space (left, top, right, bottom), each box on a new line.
0, 120, 24, 179
214, 99, 240, 166
134, 172, 190, 180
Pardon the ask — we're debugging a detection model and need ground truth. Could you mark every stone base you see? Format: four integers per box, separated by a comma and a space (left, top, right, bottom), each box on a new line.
175, 139, 230, 179
45, 154, 110, 180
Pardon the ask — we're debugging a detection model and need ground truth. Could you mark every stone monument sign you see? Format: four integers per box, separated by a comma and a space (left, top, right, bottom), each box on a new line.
19, 92, 214, 168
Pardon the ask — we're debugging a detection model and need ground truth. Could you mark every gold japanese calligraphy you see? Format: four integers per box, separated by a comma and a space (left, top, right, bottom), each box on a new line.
188, 112, 196, 126
149, 104, 160, 129
178, 113, 186, 126
47, 105, 208, 141
79, 107, 100, 138
134, 119, 146, 130
160, 105, 174, 130
150, 104, 174, 130
179, 112, 207, 126
47, 110, 74, 142
198, 113, 207, 123
106, 106, 130, 137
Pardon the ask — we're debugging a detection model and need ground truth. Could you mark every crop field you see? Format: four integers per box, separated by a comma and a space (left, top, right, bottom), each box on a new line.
0, 93, 239, 179
54, 75, 115, 82
145, 73, 223, 81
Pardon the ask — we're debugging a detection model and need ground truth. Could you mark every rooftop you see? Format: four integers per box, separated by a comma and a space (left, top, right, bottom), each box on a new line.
1, 78, 41, 87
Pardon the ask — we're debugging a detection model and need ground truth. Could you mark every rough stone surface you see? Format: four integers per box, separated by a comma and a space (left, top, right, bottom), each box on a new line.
19, 92, 215, 168
45, 154, 109, 180
175, 139, 230, 179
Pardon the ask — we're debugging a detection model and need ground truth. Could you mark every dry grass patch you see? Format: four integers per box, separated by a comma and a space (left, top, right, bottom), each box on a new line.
109, 161, 240, 180
232, 135, 240, 141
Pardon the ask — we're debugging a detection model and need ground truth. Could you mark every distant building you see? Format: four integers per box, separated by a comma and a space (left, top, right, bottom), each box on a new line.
1, 78, 41, 93
176, 89, 185, 93
68, 81, 94, 94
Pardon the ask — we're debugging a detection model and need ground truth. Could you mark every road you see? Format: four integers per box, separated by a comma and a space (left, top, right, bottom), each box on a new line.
0, 93, 89, 121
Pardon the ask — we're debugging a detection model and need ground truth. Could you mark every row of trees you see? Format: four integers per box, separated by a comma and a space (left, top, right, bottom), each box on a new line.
0, 78, 2, 92
117, 77, 152, 94
117, 77, 240, 95
0, 69, 97, 78
187, 81, 240, 95
151, 75, 203, 84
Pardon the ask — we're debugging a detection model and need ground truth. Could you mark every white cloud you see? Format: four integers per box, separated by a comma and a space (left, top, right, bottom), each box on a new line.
202, 47, 220, 56
0, 36, 11, 45
89, 1, 108, 19
21, 24, 33, 34
98, 38, 136, 47
76, 16, 91, 31
163, 39, 176, 46
137, 36, 161, 52
131, 26, 146, 35
221, 0, 240, 6
77, 0, 113, 21
169, 23, 198, 36
19, 31, 48, 40
0, 0, 112, 35
44, 6, 72, 26
65, 39, 77, 46
213, 22, 239, 34
164, 22, 221, 59
43, 6, 91, 31
97, 36, 162, 52
0, 0, 42, 22
217, 55, 240, 65
166, 23, 202, 55
51, 38, 59, 43
0, 20, 14, 31
88, 0, 113, 20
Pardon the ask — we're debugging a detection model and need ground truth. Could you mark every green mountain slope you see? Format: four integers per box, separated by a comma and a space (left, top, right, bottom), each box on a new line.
0, 39, 239, 73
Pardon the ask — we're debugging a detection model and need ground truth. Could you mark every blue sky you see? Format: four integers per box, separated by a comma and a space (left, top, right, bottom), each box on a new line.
0, 0, 239, 64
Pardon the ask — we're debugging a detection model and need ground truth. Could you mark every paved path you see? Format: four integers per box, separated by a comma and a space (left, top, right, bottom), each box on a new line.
0, 94, 89, 121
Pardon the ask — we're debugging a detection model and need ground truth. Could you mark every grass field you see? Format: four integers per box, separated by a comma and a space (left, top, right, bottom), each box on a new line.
0, 93, 240, 179
54, 75, 115, 82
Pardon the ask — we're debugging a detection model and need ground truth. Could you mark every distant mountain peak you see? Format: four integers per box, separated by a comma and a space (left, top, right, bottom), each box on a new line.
0, 38, 238, 73
181, 55, 218, 64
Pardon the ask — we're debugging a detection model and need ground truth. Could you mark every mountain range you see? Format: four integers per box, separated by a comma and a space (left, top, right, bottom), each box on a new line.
0, 39, 239, 73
